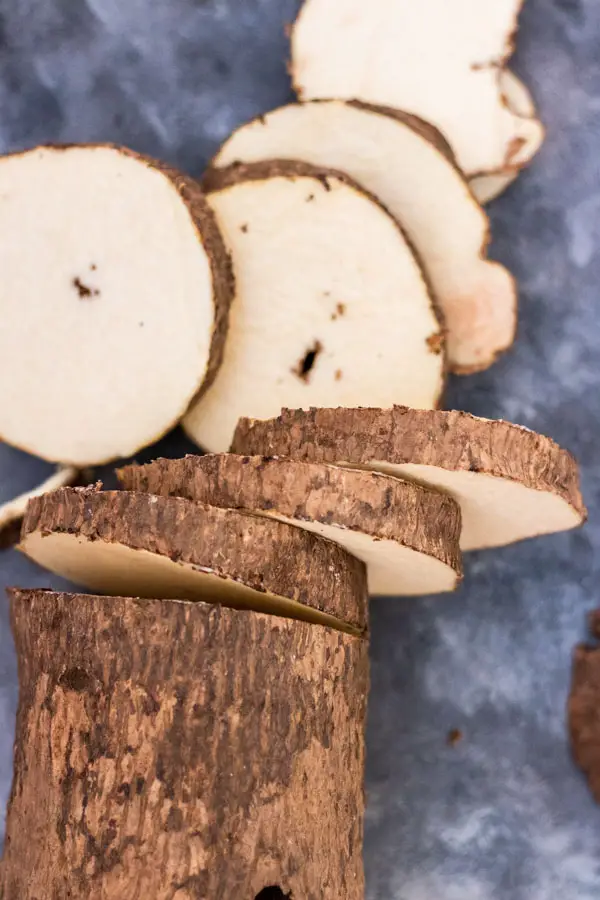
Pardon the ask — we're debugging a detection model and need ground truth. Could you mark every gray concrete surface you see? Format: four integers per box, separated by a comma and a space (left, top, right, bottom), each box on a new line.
1, 1, 599, 896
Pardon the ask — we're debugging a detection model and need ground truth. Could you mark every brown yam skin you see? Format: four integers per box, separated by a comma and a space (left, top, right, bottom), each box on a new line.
231, 407, 586, 518
4, 144, 234, 406
569, 611, 600, 803
118, 453, 463, 578
21, 487, 368, 633
1, 589, 369, 900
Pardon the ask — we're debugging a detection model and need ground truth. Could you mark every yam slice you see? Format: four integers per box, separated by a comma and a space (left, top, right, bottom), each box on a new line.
118, 454, 463, 596
569, 610, 600, 804
19, 486, 368, 634
209, 99, 516, 373
232, 407, 586, 551
0, 144, 234, 466
184, 160, 444, 452
470, 71, 545, 204
0, 466, 83, 550
291, 0, 539, 179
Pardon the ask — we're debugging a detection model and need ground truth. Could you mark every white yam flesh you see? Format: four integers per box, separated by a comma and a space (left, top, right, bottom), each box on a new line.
469, 71, 545, 203
184, 165, 443, 452
291, 0, 540, 178
0, 467, 79, 540
0, 145, 229, 466
19, 532, 359, 633
211, 100, 516, 373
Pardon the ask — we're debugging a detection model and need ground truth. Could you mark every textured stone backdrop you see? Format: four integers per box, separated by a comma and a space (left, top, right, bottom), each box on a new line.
1, 1, 600, 897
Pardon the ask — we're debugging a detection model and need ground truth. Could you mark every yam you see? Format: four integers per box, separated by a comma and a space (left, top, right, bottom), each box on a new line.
232, 407, 586, 551
0, 144, 233, 466
1, 588, 368, 899
19, 486, 368, 634
569, 610, 600, 805
184, 160, 444, 452
469, 71, 545, 204
209, 100, 516, 373
0, 465, 82, 549
291, 0, 541, 179
118, 454, 463, 596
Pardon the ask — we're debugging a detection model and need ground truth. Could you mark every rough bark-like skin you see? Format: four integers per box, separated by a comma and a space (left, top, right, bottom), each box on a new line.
21, 487, 368, 632
569, 611, 600, 804
1, 589, 369, 900
118, 453, 463, 577
203, 158, 446, 404
2, 143, 234, 409
231, 407, 586, 517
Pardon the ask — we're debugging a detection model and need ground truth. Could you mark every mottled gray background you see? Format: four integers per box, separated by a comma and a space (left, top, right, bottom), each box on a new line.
1, 0, 599, 897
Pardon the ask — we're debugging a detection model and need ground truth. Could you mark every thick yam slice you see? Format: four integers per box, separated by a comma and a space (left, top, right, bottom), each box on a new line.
291, 0, 539, 178
0, 466, 82, 549
3, 589, 368, 899
209, 100, 516, 373
19, 487, 367, 634
232, 407, 586, 551
569, 611, 600, 804
184, 161, 444, 452
118, 454, 463, 596
0, 144, 233, 466
470, 71, 545, 204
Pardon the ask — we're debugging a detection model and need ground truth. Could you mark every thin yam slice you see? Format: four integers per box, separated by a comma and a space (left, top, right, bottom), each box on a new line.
184, 160, 444, 452
569, 610, 600, 805
470, 71, 545, 204
0, 144, 233, 466
118, 454, 463, 596
209, 100, 516, 373
19, 487, 368, 634
291, 0, 539, 178
232, 407, 586, 551
0, 466, 83, 550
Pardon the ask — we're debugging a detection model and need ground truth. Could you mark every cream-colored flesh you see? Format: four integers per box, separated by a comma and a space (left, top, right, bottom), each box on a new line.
212, 100, 516, 373
0, 467, 79, 533
184, 174, 443, 451
20, 531, 359, 635
469, 71, 545, 203
251, 508, 457, 596
0, 146, 216, 466
353, 462, 582, 551
292, 0, 535, 177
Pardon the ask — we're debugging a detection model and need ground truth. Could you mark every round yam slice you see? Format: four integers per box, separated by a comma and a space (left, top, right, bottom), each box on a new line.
0, 144, 234, 466
19, 487, 368, 634
291, 0, 539, 179
0, 466, 83, 550
470, 71, 545, 204
118, 454, 463, 596
184, 160, 444, 452
232, 407, 587, 551
209, 100, 516, 373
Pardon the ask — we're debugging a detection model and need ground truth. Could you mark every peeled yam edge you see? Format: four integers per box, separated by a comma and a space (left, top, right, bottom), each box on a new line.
118, 453, 463, 597
0, 143, 234, 466
19, 486, 368, 635
208, 100, 517, 374
185, 159, 445, 453
231, 407, 587, 551
290, 0, 536, 179
469, 71, 545, 204
0, 466, 87, 550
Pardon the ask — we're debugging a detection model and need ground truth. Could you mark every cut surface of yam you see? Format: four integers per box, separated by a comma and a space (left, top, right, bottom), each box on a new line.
0, 466, 81, 549
569, 611, 600, 805
0, 144, 233, 466
469, 71, 545, 204
291, 0, 537, 178
118, 454, 463, 597
210, 100, 516, 373
20, 487, 368, 634
232, 407, 586, 551
184, 160, 444, 452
